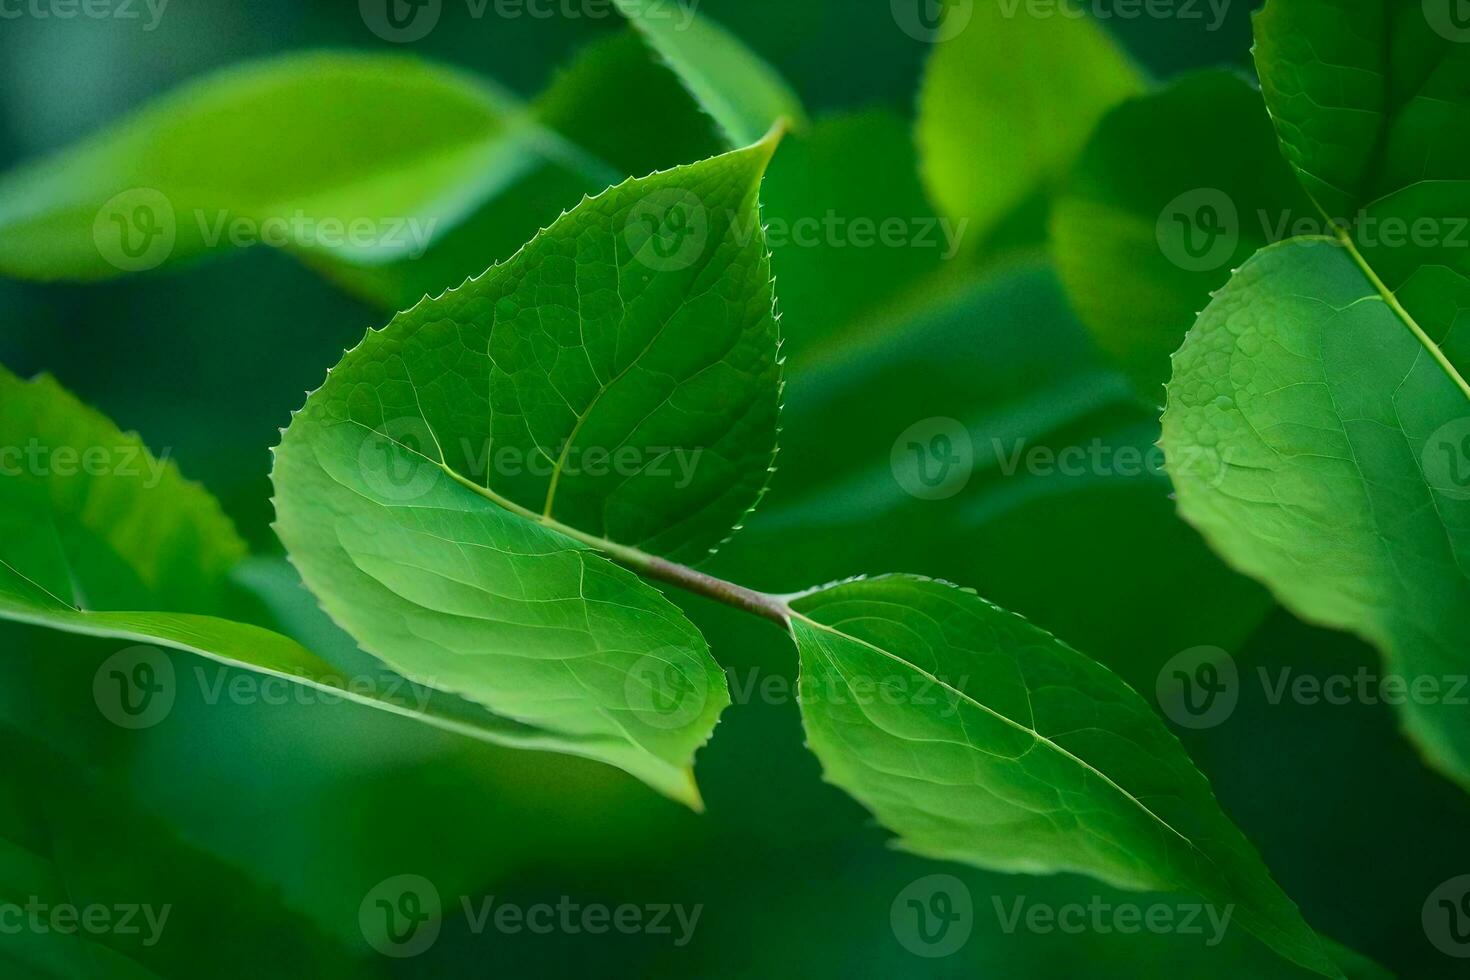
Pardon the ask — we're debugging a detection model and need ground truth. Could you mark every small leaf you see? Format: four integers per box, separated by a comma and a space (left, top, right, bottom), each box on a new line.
1052, 70, 1315, 395
790, 575, 1340, 978
917, 0, 1145, 248
0, 52, 572, 281
272, 137, 786, 804
612, 0, 806, 147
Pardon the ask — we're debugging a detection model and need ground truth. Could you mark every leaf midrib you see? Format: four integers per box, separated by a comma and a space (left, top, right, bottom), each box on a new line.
1328, 223, 1470, 400
790, 608, 1202, 855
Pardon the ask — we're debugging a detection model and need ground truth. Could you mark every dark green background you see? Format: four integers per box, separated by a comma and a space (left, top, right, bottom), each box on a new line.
0, 2, 1463, 977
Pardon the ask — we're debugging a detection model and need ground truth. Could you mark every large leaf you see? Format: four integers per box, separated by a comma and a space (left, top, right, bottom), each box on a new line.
1052, 71, 1316, 395
0, 51, 585, 281
1159, 0, 1470, 786
1161, 238, 1470, 784
612, 0, 806, 147
789, 575, 1340, 978
272, 137, 785, 807
917, 0, 1145, 249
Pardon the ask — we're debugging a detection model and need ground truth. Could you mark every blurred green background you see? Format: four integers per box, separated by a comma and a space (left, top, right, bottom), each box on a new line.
0, 1, 1464, 977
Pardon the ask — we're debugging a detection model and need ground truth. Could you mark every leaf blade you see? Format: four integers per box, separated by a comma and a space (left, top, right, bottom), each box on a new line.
791, 575, 1340, 978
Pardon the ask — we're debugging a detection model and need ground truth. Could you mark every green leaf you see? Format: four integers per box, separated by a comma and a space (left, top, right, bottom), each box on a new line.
0, 51, 579, 282
789, 574, 1340, 978
1052, 71, 1316, 395
1161, 238, 1470, 785
272, 137, 786, 806
917, 0, 1145, 249
0, 365, 711, 797
1253, 0, 1470, 222
1254, 0, 1470, 373
612, 0, 806, 147
1158, 0, 1470, 787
